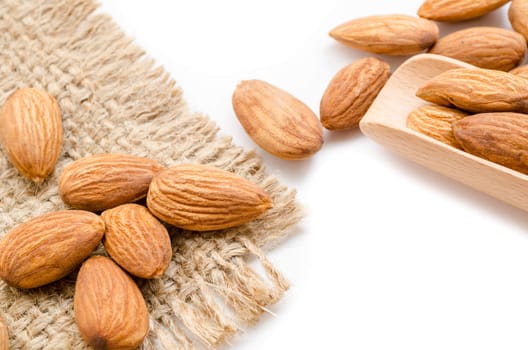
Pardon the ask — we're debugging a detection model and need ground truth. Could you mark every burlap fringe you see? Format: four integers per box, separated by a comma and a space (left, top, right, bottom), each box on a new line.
0, 0, 302, 349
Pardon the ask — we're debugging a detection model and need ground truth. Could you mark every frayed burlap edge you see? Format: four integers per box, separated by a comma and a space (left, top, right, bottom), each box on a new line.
0, 0, 302, 349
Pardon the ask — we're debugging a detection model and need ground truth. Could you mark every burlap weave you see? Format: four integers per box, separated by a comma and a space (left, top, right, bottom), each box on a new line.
0, 1, 302, 349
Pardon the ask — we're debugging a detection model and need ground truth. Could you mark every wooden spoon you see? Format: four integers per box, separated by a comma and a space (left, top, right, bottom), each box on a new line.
359, 53, 528, 212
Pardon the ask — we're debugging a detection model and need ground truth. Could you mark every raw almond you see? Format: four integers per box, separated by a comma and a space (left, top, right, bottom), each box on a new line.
59, 154, 164, 212
453, 112, 528, 174
407, 105, 467, 148
232, 80, 323, 160
0, 210, 104, 289
416, 68, 528, 113
429, 27, 526, 71
510, 64, 528, 79
0, 88, 62, 183
147, 164, 273, 231
101, 204, 172, 279
320, 57, 391, 130
74, 256, 149, 350
329, 15, 439, 55
0, 315, 7, 350
509, 0, 528, 41
418, 0, 510, 22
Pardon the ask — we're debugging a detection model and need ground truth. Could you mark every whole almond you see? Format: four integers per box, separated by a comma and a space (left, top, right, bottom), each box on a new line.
0, 315, 7, 350
320, 57, 391, 130
147, 164, 273, 231
430, 27, 526, 71
407, 105, 467, 148
0, 88, 62, 183
509, 0, 528, 41
418, 0, 509, 22
74, 256, 149, 350
232, 80, 323, 160
0, 210, 104, 289
416, 68, 528, 113
453, 112, 528, 174
510, 64, 528, 79
102, 204, 172, 279
59, 154, 164, 212
329, 15, 439, 55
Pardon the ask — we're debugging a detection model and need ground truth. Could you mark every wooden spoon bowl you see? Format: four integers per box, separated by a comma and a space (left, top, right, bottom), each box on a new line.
359, 53, 528, 211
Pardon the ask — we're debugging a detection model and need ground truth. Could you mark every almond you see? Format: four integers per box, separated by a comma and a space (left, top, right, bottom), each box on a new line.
510, 64, 528, 79
232, 80, 323, 160
74, 256, 149, 350
320, 57, 391, 130
329, 15, 439, 55
407, 105, 467, 148
101, 204, 172, 279
429, 27, 526, 71
509, 0, 528, 41
453, 112, 528, 174
416, 68, 528, 113
0, 210, 104, 289
0, 315, 7, 350
418, 0, 509, 22
0, 88, 62, 183
59, 154, 164, 212
147, 164, 273, 231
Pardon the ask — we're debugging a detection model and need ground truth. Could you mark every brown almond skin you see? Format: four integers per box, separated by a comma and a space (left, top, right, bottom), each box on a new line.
418, 0, 510, 22
320, 57, 391, 130
509, 0, 528, 41
59, 154, 164, 212
232, 80, 323, 160
510, 64, 528, 80
407, 105, 467, 148
0, 88, 62, 183
0, 315, 7, 350
0, 210, 104, 289
147, 164, 273, 231
329, 15, 439, 55
102, 204, 172, 279
430, 27, 526, 72
453, 112, 528, 174
416, 68, 528, 113
74, 256, 149, 350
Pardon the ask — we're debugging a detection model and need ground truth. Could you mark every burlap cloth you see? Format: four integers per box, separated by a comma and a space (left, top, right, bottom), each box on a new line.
0, 1, 302, 348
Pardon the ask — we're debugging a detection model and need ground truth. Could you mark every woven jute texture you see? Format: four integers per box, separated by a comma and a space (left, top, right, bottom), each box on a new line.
0, 1, 302, 349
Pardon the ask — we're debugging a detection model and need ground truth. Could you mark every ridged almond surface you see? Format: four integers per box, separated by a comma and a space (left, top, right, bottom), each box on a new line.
416, 68, 528, 113
147, 164, 273, 231
320, 57, 391, 130
329, 15, 439, 55
0, 315, 7, 350
509, 0, 528, 41
453, 112, 528, 174
430, 27, 526, 71
406, 105, 467, 148
0, 88, 62, 183
0, 210, 104, 289
74, 256, 149, 350
418, 0, 510, 22
59, 154, 164, 212
510, 64, 528, 79
232, 80, 323, 160
102, 204, 172, 279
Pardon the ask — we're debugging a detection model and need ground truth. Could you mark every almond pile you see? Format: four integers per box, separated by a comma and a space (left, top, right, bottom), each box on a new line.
0, 91, 272, 348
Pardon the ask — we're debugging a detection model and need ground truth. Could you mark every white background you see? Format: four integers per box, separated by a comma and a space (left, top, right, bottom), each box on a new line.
99, 1, 528, 349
